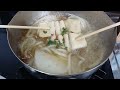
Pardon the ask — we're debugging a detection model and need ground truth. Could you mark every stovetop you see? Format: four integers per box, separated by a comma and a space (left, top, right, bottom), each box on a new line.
0, 11, 119, 79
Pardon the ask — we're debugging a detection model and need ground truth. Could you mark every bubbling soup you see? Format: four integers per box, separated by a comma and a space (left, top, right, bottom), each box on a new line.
18, 14, 105, 75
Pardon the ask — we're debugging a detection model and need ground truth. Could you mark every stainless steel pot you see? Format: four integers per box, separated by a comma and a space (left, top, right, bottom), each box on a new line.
7, 11, 117, 79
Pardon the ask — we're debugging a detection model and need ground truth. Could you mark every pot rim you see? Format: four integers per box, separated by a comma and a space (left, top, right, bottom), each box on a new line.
6, 11, 117, 78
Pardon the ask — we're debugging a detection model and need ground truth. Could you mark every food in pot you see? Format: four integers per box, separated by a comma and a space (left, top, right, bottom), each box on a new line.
19, 14, 104, 75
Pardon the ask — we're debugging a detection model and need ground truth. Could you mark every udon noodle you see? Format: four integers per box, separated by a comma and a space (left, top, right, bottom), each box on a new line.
19, 14, 104, 75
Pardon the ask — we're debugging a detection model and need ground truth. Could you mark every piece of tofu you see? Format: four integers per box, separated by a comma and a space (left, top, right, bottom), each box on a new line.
38, 29, 51, 38
59, 20, 66, 31
50, 21, 56, 35
65, 18, 81, 34
55, 21, 61, 35
51, 34, 56, 41
63, 34, 70, 51
69, 33, 87, 50
38, 22, 50, 29
58, 35, 63, 43
37, 22, 51, 37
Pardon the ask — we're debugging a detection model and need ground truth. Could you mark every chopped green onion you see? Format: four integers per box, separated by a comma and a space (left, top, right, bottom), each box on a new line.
61, 28, 68, 36
47, 39, 56, 46
43, 31, 47, 34
55, 40, 61, 48
47, 37, 66, 49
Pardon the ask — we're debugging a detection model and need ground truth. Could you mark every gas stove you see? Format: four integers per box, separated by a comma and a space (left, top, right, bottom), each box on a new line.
0, 11, 119, 79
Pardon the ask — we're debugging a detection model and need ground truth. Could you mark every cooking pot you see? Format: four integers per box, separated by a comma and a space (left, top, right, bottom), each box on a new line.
7, 11, 117, 79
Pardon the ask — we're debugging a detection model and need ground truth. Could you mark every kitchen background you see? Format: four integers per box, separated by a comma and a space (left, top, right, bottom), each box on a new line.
0, 11, 120, 79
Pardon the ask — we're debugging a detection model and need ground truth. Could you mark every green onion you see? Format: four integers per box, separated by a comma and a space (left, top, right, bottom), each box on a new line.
47, 37, 66, 49
47, 39, 56, 46
43, 31, 47, 34
55, 40, 61, 48
61, 28, 68, 36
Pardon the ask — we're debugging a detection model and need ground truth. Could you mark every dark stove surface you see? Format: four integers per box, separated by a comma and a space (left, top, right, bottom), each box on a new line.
90, 60, 114, 79
0, 11, 115, 79
0, 29, 23, 79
